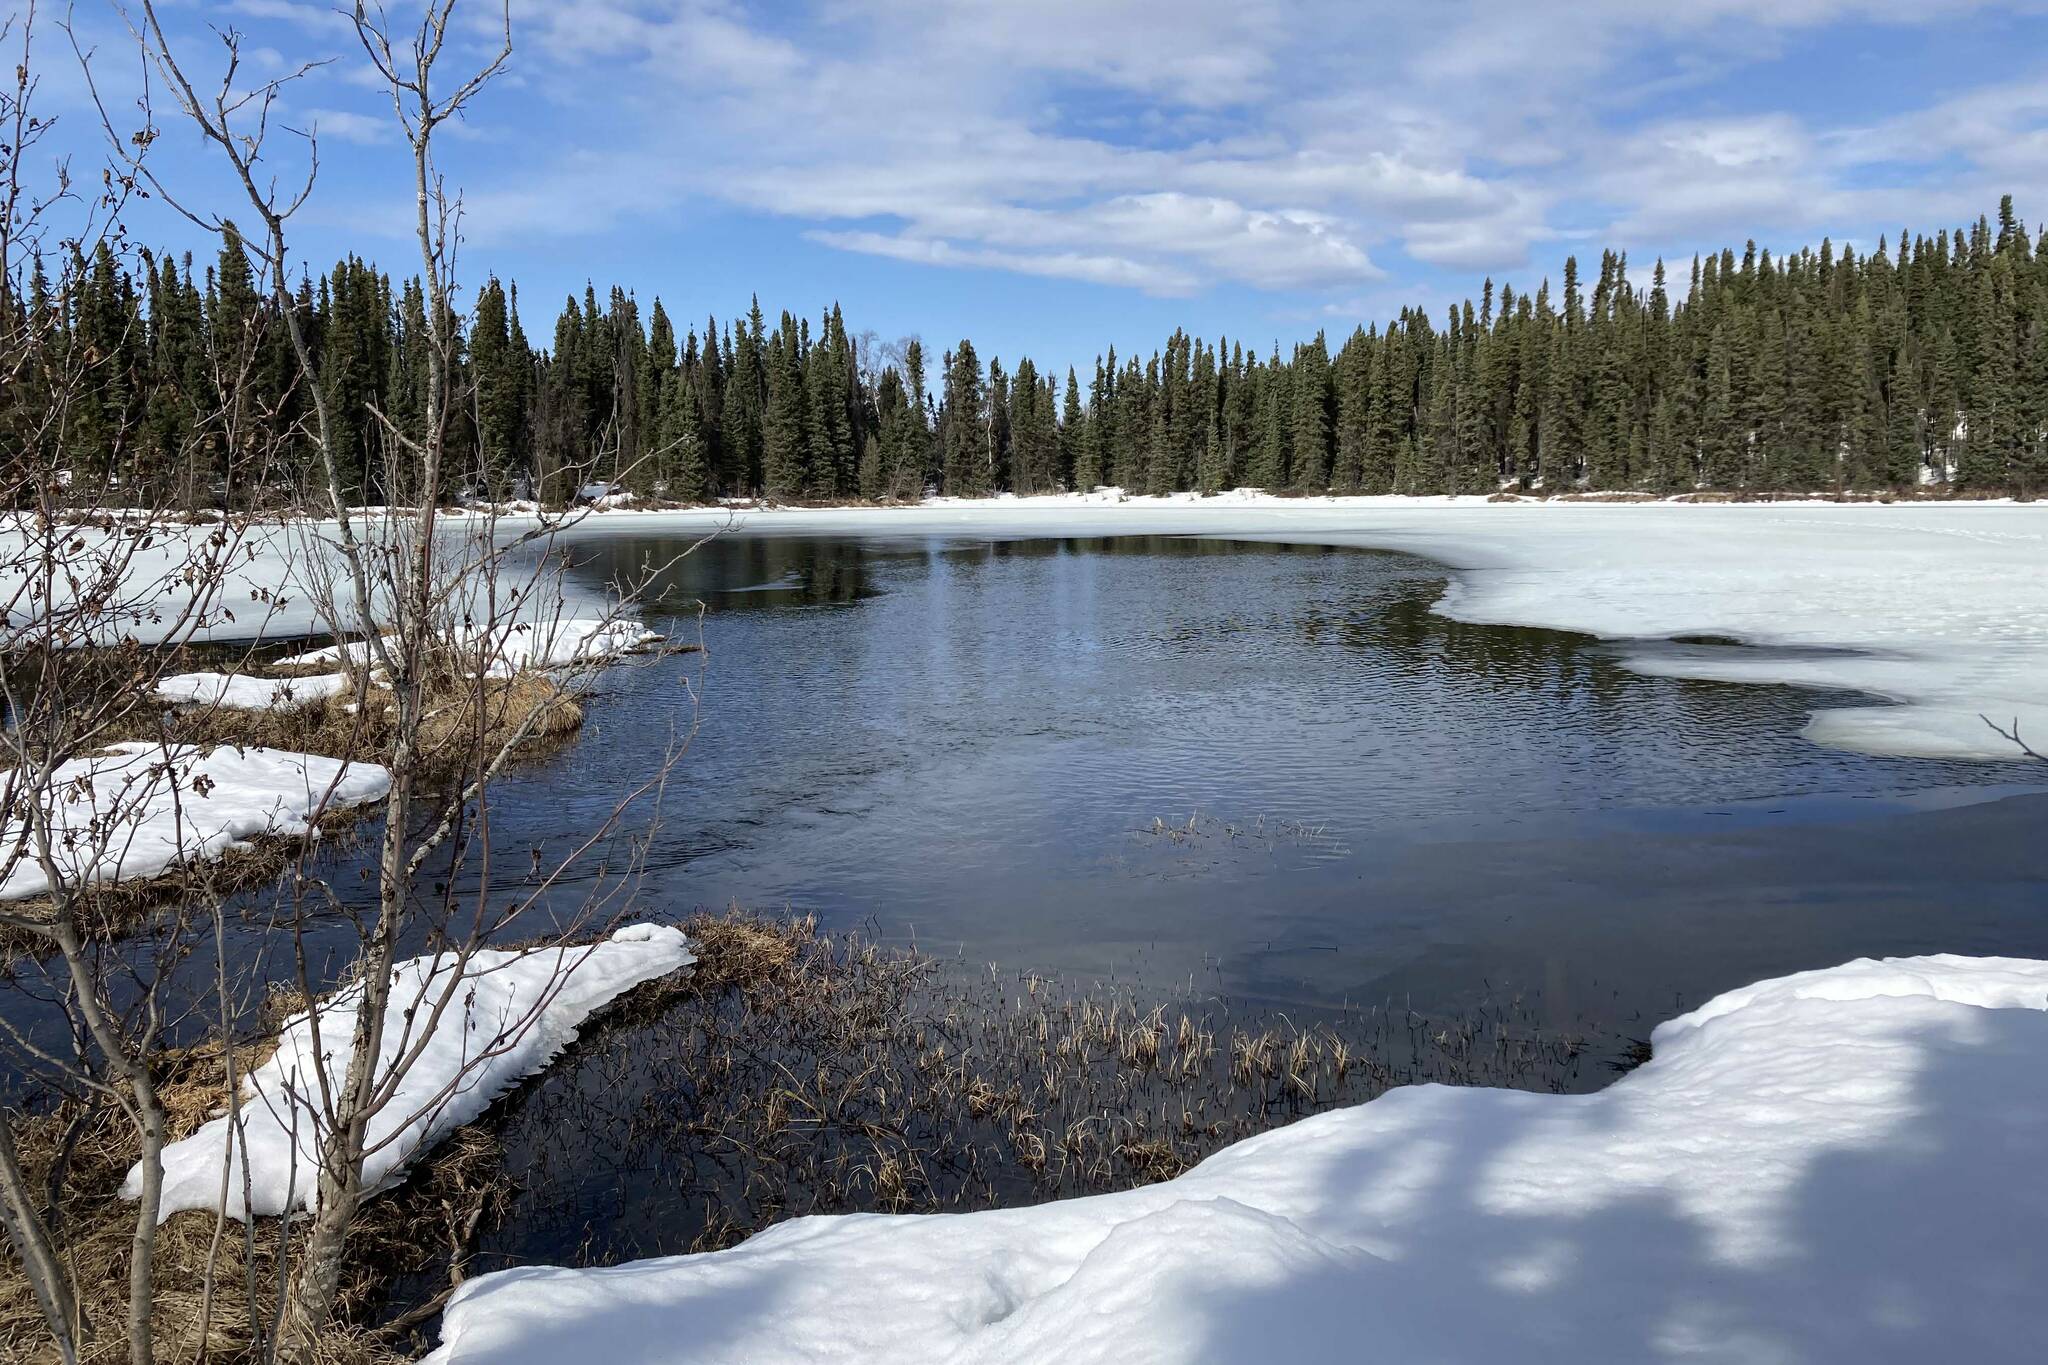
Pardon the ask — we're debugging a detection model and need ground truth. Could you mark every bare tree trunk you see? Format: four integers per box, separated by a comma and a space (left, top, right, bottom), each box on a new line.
0, 1114, 77, 1365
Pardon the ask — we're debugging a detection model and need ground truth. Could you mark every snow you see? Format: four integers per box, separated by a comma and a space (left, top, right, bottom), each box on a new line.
129, 923, 697, 1221
423, 953, 2048, 1364
273, 638, 385, 669
0, 512, 636, 650
538, 495, 2048, 760
0, 742, 391, 900
474, 617, 663, 674
153, 670, 352, 711
278, 618, 660, 677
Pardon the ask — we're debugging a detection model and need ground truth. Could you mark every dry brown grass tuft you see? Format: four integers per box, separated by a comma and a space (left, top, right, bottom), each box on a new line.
685, 911, 808, 991
0, 1038, 429, 1365
157, 666, 585, 777
479, 913, 1597, 1274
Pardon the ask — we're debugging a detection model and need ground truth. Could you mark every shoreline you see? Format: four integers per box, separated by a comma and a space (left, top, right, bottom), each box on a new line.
18, 493, 2046, 761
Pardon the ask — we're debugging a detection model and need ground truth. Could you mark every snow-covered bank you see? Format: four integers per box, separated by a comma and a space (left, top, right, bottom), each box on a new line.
545, 493, 2048, 760
128, 923, 697, 1221
0, 512, 633, 648
0, 743, 391, 900
279, 616, 661, 676
153, 670, 353, 711
478, 617, 664, 674
424, 953, 2048, 1364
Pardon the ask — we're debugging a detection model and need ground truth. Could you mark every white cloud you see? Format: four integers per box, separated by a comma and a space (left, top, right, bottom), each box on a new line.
807, 231, 1201, 296
154, 0, 2048, 306
302, 108, 390, 145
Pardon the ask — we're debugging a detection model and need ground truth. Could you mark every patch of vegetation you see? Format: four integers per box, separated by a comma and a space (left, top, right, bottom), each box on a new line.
458, 912, 1592, 1279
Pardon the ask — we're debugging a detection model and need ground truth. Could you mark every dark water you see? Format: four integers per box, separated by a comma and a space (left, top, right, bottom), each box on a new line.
474, 531, 2048, 1035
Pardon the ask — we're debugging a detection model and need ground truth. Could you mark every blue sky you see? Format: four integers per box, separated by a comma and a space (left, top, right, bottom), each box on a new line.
28, 0, 2048, 377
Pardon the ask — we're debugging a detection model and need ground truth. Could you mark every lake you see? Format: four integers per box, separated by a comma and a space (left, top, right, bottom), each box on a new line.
484, 529, 2048, 1037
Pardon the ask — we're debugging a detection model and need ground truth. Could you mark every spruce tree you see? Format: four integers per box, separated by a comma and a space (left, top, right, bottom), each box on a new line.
940, 340, 985, 495
1060, 367, 1084, 490
1289, 332, 1331, 489
761, 322, 809, 499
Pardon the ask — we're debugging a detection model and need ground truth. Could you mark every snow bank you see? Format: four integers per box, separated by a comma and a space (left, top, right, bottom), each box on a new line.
425, 953, 2048, 1364
154, 670, 352, 711
477, 618, 662, 674
543, 496, 2048, 760
0, 513, 629, 649
129, 923, 696, 1221
0, 743, 391, 900
279, 618, 658, 677
273, 639, 382, 669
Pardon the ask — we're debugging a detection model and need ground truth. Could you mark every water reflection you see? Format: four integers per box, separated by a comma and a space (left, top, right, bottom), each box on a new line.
530, 533, 2047, 1027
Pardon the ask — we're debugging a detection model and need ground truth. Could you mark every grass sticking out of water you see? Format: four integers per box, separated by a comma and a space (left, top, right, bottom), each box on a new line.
473, 911, 1592, 1276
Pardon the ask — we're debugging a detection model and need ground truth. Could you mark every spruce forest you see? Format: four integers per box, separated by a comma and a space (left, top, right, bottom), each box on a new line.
15, 196, 2048, 508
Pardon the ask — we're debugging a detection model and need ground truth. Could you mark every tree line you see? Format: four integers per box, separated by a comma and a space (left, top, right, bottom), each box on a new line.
11, 195, 2048, 506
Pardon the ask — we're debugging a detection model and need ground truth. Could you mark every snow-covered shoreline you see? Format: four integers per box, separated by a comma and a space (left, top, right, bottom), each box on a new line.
129, 923, 697, 1221
13, 493, 2045, 758
423, 952, 2048, 1364
277, 616, 663, 677
0, 743, 392, 901
535, 492, 2048, 761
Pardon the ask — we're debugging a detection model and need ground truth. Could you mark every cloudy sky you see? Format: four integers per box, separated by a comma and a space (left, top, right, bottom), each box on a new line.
35, 0, 2048, 373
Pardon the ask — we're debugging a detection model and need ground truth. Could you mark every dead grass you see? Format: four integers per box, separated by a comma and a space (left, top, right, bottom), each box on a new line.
156, 667, 585, 776
0, 911, 1599, 1358
0, 1036, 436, 1364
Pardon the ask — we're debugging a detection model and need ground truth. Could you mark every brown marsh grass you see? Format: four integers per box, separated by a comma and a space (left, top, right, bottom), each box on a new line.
0, 911, 1603, 1358
467, 911, 1596, 1276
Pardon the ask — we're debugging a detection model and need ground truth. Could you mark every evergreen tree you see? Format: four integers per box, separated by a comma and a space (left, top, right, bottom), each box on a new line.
1060, 367, 1084, 491
761, 319, 809, 499
1290, 332, 1331, 489
940, 340, 985, 495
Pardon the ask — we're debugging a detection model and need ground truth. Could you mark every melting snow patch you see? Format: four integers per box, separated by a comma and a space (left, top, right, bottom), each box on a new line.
154, 670, 352, 711
0, 742, 390, 900
478, 618, 662, 675
128, 923, 697, 1221
278, 618, 659, 678
423, 953, 2048, 1365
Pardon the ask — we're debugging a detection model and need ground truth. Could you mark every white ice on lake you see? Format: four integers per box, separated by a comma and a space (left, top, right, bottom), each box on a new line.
26, 495, 2042, 759
541, 494, 2048, 761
